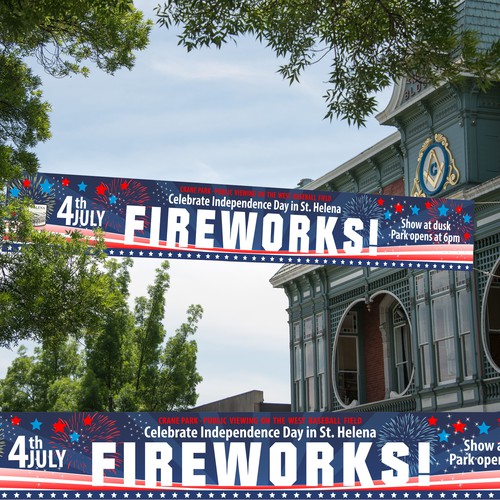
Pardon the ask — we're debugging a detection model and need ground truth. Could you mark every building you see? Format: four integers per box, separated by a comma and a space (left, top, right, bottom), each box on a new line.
193, 390, 291, 413
270, 0, 500, 413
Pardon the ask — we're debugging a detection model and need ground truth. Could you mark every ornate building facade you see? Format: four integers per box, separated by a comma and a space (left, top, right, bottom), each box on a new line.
270, 0, 500, 412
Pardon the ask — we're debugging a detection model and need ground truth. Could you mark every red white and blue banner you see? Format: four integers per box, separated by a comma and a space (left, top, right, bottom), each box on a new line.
6, 173, 474, 270
0, 412, 499, 497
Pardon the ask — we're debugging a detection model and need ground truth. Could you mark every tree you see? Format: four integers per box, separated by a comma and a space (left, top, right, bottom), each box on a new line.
156, 0, 500, 126
0, 259, 204, 412
0, 0, 151, 350
0, 230, 111, 347
0, 339, 83, 411
78, 258, 135, 412
0, 0, 151, 181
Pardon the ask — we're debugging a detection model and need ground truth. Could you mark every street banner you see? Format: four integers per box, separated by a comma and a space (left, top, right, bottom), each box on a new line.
6, 172, 474, 270
0, 411, 499, 496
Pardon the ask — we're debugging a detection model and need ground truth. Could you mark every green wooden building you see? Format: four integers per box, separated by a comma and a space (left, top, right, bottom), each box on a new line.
271, 0, 500, 412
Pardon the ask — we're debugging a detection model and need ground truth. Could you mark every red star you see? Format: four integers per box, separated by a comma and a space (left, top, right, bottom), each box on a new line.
456, 205, 462, 214
96, 183, 108, 195
53, 418, 67, 433
83, 415, 93, 426
62, 178, 70, 187
452, 419, 466, 433
11, 416, 21, 426
427, 416, 437, 426
120, 181, 129, 190
425, 201, 432, 209
22, 179, 31, 188
377, 198, 384, 206
464, 232, 471, 240
394, 202, 403, 213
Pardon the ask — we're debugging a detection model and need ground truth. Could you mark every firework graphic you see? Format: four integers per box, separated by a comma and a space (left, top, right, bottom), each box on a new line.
341, 194, 384, 246
92, 179, 150, 232
377, 414, 438, 476
8, 175, 57, 221
425, 198, 474, 244
49, 413, 121, 473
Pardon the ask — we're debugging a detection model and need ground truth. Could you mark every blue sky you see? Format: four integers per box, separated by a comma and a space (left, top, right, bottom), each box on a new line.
1, 5, 395, 406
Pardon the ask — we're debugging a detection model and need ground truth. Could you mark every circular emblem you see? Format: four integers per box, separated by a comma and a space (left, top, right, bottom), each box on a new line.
418, 142, 450, 196
412, 134, 459, 197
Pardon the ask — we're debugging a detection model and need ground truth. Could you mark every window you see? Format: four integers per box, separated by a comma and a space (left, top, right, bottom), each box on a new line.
432, 294, 456, 383
457, 289, 472, 377
341, 311, 357, 333
415, 274, 426, 301
304, 316, 313, 339
337, 336, 358, 405
293, 321, 300, 342
317, 336, 326, 410
294, 345, 303, 409
487, 276, 500, 369
415, 271, 474, 386
417, 303, 431, 387
393, 305, 411, 393
337, 311, 359, 405
315, 313, 324, 334
304, 341, 314, 411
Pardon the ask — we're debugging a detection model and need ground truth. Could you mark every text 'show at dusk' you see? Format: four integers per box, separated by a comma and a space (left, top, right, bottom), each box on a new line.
0, 412, 499, 497
6, 173, 474, 270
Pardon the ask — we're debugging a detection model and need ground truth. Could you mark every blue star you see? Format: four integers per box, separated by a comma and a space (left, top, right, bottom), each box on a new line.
30, 418, 42, 430
40, 179, 53, 194
10, 187, 20, 198
438, 203, 449, 216
478, 421, 490, 434
109, 194, 117, 204
438, 430, 450, 442
70, 431, 80, 443
384, 210, 392, 220
463, 214, 471, 224
78, 181, 88, 192
411, 205, 420, 215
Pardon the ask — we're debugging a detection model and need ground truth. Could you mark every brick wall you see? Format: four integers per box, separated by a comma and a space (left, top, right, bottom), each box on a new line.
382, 177, 405, 197
362, 297, 386, 403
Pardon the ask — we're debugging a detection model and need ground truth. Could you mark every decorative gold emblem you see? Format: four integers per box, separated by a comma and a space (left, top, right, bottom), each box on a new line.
411, 134, 459, 197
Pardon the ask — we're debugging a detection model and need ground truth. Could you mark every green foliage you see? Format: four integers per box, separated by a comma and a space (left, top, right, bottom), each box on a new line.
0, 54, 51, 183
0, 260, 204, 412
0, 230, 109, 347
0, 0, 151, 180
156, 0, 500, 126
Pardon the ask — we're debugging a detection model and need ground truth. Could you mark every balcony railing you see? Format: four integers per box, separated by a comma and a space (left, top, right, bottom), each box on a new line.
335, 394, 417, 413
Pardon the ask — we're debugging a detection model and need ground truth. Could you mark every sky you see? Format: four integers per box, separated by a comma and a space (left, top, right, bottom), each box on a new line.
0, 4, 395, 406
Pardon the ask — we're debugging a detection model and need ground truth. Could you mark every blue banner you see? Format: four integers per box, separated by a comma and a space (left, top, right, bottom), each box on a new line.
5, 172, 474, 270
0, 412, 498, 495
